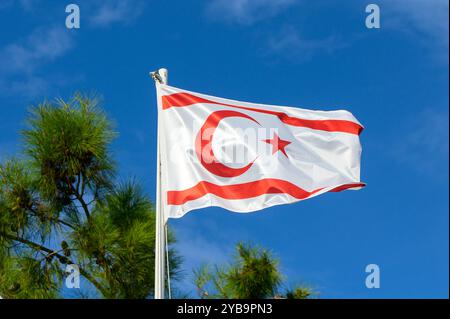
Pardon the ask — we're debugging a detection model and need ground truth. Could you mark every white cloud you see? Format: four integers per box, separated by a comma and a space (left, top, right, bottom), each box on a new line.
17, 0, 38, 10
0, 0, 39, 11
391, 108, 449, 177
0, 26, 74, 97
267, 26, 348, 62
0, 1, 12, 10
384, 0, 449, 63
1, 0, 147, 28
0, 27, 73, 75
174, 230, 230, 267
0, 1, 147, 98
88, 0, 147, 28
206, 0, 296, 25
172, 221, 232, 296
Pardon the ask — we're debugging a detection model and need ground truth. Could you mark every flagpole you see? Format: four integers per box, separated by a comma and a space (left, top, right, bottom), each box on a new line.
151, 68, 168, 299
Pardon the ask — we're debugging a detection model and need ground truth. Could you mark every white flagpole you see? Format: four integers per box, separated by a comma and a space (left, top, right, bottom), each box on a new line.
151, 68, 168, 299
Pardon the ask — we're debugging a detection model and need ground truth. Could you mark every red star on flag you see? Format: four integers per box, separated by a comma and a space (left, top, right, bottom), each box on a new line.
263, 133, 291, 158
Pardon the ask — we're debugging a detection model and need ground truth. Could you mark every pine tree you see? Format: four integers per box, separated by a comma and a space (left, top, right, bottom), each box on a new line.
194, 242, 314, 299
0, 94, 181, 298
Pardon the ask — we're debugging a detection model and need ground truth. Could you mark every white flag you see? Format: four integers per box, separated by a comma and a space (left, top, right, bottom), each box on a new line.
157, 84, 364, 219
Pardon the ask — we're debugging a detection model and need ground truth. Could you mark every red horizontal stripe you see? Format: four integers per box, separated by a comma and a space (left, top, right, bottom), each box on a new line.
162, 92, 213, 110
167, 179, 365, 205
162, 92, 363, 135
329, 183, 365, 192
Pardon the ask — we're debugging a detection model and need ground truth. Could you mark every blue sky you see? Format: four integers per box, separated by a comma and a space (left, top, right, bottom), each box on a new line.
0, 0, 448, 298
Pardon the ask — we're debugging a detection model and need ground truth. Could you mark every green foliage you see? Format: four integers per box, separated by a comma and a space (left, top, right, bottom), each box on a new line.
285, 287, 313, 299
0, 94, 181, 298
71, 181, 182, 298
0, 160, 33, 235
0, 246, 63, 298
227, 243, 282, 298
194, 242, 314, 299
23, 94, 116, 206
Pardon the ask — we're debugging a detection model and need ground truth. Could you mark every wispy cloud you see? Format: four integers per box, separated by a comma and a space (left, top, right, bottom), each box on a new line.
174, 229, 230, 268
88, 0, 147, 28
206, 0, 297, 25
391, 108, 449, 177
171, 218, 240, 295
384, 0, 449, 63
205, 1, 346, 62
0, 0, 147, 28
17, 0, 39, 11
266, 26, 348, 63
0, 0, 147, 98
0, 27, 73, 75
0, 26, 75, 97
0, 0, 39, 11
0, 0, 14, 10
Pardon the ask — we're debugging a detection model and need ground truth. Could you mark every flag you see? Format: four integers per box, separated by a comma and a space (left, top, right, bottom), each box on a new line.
157, 84, 364, 219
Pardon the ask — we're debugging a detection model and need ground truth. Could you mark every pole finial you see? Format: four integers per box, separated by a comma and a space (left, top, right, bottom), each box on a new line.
150, 68, 168, 85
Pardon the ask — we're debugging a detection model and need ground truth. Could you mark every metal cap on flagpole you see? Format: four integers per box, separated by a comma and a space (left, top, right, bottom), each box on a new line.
150, 68, 168, 85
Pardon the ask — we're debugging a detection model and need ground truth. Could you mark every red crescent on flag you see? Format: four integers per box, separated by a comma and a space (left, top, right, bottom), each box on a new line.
195, 110, 260, 178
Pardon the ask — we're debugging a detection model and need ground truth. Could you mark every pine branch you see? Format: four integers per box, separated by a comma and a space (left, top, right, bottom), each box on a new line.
66, 176, 90, 220
28, 207, 75, 230
75, 193, 91, 220
0, 231, 106, 296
